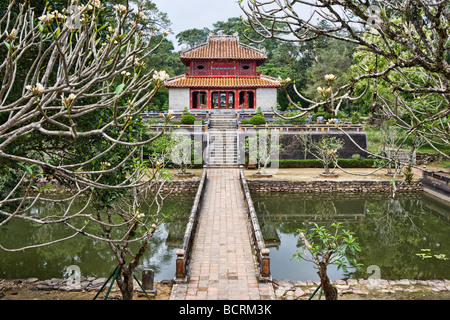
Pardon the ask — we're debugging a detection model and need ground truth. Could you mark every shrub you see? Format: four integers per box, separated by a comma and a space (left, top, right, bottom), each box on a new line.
182, 107, 191, 116
181, 114, 196, 124
241, 119, 250, 125
256, 107, 264, 117
351, 112, 361, 124
249, 115, 267, 125
284, 111, 306, 125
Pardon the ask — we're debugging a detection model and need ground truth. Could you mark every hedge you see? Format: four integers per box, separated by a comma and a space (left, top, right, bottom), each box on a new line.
249, 115, 266, 125
181, 114, 196, 124
266, 158, 376, 168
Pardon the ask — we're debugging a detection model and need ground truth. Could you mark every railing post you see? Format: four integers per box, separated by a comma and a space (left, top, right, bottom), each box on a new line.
176, 249, 186, 279
261, 248, 271, 278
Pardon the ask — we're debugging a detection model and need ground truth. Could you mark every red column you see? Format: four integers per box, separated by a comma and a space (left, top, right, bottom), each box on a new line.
207, 90, 211, 109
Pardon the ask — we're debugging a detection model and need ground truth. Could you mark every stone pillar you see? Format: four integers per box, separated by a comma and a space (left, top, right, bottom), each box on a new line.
142, 269, 157, 295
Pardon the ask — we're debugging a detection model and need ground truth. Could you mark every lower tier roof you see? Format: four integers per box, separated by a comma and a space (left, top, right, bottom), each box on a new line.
164, 75, 281, 89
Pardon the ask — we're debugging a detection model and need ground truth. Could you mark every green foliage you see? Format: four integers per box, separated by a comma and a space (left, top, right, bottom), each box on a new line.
176, 27, 210, 48
180, 114, 196, 125
249, 115, 267, 125
283, 111, 306, 125
403, 164, 414, 184
256, 107, 264, 117
302, 38, 357, 114
351, 112, 361, 124
294, 223, 363, 273
440, 161, 450, 168
182, 107, 191, 116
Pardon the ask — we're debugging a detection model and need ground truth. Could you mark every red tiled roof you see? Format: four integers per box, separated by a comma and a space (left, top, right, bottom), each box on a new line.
165, 75, 281, 89
180, 34, 267, 62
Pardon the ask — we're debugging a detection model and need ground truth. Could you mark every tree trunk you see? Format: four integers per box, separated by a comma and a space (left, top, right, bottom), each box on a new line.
318, 262, 338, 300
117, 268, 135, 300
323, 159, 330, 174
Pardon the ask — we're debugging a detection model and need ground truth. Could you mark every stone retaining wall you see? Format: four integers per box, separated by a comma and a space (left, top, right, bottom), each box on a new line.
246, 179, 423, 193
272, 278, 450, 300
1, 277, 111, 293
151, 178, 201, 194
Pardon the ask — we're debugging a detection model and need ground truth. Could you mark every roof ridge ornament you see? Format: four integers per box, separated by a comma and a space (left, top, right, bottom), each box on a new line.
208, 32, 239, 42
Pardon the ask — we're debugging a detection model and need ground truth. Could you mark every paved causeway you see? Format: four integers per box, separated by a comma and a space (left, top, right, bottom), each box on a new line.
170, 168, 275, 300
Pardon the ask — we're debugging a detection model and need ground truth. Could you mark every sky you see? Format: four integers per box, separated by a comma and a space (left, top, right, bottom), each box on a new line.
151, 0, 246, 50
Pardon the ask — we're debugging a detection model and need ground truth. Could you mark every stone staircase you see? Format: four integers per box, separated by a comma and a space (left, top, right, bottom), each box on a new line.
207, 113, 239, 167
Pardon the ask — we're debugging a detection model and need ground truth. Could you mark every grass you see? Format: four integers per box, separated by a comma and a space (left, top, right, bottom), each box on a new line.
439, 161, 450, 168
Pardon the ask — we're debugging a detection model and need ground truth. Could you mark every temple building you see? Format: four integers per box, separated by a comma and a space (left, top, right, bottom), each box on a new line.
165, 33, 281, 111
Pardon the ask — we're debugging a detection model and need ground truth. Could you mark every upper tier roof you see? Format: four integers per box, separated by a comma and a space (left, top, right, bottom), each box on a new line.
180, 33, 267, 65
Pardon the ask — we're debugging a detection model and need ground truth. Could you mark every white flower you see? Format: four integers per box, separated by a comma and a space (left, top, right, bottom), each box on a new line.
38, 13, 55, 25
5, 29, 18, 41
135, 210, 145, 219
136, 12, 147, 20
51, 10, 66, 20
162, 29, 170, 36
26, 83, 44, 95
134, 57, 145, 68
61, 93, 76, 106
153, 70, 169, 82
277, 77, 291, 86
121, 71, 131, 77
101, 161, 111, 167
324, 74, 336, 83
114, 4, 127, 14
91, 0, 103, 9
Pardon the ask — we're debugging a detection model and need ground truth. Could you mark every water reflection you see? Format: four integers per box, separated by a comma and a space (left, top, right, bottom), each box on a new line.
252, 193, 450, 281
0, 195, 194, 281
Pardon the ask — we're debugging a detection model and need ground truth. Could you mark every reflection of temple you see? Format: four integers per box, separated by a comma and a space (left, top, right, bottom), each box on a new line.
165, 33, 280, 111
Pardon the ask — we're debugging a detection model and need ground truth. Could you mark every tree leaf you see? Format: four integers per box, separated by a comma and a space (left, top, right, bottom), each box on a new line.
115, 83, 125, 95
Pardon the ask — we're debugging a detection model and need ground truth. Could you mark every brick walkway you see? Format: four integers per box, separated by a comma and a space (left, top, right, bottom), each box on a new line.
170, 168, 275, 300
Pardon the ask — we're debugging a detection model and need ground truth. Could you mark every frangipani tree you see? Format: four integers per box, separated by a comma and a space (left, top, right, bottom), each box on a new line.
246, 129, 283, 175
295, 223, 363, 300
239, 0, 450, 159
276, 72, 369, 121
0, 0, 172, 300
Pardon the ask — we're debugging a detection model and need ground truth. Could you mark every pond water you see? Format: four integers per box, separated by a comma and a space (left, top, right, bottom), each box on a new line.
251, 192, 450, 282
0, 194, 195, 281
